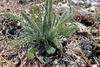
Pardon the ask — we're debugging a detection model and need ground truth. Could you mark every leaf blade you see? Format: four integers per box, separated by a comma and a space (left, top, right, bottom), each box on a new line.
45, 42, 55, 54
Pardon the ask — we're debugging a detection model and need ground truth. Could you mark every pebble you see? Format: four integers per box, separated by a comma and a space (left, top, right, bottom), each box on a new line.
99, 55, 100, 59
92, 64, 98, 67
84, 1, 91, 8
89, 6, 95, 12
54, 60, 58, 64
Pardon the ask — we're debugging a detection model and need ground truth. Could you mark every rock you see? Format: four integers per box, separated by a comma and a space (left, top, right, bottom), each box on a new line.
92, 64, 98, 67
99, 55, 100, 59
54, 60, 58, 65
89, 6, 95, 12
84, 1, 91, 8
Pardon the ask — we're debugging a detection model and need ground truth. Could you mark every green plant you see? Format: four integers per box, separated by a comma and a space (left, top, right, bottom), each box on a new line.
0, 0, 78, 59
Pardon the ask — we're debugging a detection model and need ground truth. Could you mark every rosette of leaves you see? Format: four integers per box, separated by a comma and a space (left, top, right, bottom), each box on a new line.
0, 0, 78, 59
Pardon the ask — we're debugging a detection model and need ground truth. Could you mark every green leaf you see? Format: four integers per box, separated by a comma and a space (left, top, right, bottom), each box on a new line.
30, 7, 37, 22
48, 0, 53, 24
7, 35, 34, 47
0, 13, 27, 26
31, 6, 43, 31
58, 27, 78, 36
53, 15, 56, 26
55, 16, 59, 26
24, 26, 34, 35
42, 0, 49, 35
51, 38, 62, 48
60, 10, 68, 22
34, 6, 42, 22
69, 4, 72, 14
28, 40, 39, 45
20, 32, 28, 38
21, 11, 38, 33
27, 44, 39, 59
57, 13, 73, 28
58, 23, 74, 32
27, 50, 35, 59
0, 13, 36, 35
43, 11, 48, 35
27, 46, 39, 59
48, 28, 58, 39
45, 42, 55, 54
56, 4, 73, 28
49, 15, 57, 33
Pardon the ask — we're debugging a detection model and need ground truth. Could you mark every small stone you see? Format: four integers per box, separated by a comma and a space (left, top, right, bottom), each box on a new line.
57, 2, 63, 6
99, 55, 100, 59
89, 6, 95, 12
92, 64, 98, 67
54, 60, 58, 64
84, 1, 91, 8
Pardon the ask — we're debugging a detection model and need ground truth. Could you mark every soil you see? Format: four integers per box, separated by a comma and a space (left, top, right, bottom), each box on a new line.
0, 0, 100, 67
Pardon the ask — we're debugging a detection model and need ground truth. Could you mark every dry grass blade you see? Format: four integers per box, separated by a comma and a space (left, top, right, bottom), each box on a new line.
91, 23, 100, 50
93, 37, 99, 50
1, 62, 3, 67
93, 57, 100, 65
0, 55, 13, 67
80, 50, 92, 67
96, 50, 100, 52
93, 29, 100, 50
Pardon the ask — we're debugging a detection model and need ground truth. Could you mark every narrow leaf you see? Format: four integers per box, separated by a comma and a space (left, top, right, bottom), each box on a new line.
60, 10, 68, 21
48, 0, 53, 26
28, 40, 39, 45
27, 50, 35, 59
27, 45, 39, 59
57, 13, 73, 28
7, 35, 34, 47
34, 6, 42, 22
69, 4, 72, 14
45, 42, 55, 54
49, 15, 56, 33
51, 38, 62, 48
43, 7, 48, 35
0, 13, 27, 26
58, 23, 74, 32
58, 27, 78, 36
21, 11, 38, 33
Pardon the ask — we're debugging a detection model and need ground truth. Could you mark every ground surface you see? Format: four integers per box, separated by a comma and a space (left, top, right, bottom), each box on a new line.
0, 0, 100, 67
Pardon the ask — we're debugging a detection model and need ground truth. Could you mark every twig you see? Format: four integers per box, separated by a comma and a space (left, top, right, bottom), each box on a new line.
80, 50, 92, 67
1, 62, 3, 67
96, 50, 100, 52
93, 57, 99, 65
93, 29, 100, 50
0, 55, 13, 67
90, 24, 95, 32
